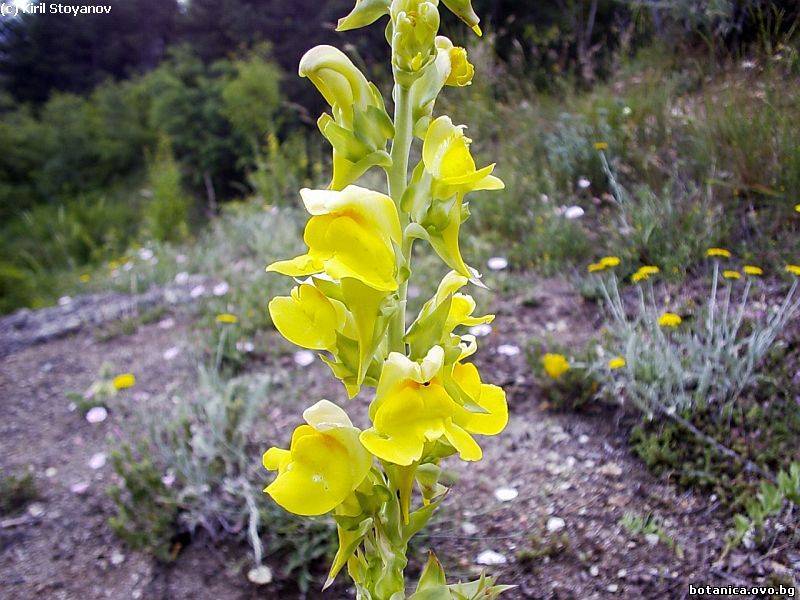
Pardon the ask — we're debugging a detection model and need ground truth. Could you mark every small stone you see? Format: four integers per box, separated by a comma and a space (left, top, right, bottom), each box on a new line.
497, 344, 520, 357
58, 296, 72, 306
85, 406, 108, 424
27, 503, 45, 517
487, 257, 508, 271
236, 341, 255, 353
607, 584, 619, 593
494, 487, 518, 502
213, 282, 230, 296
70, 481, 90, 495
293, 350, 315, 367
161, 472, 175, 487
247, 565, 273, 585
88, 452, 107, 470
578, 434, 589, 444
461, 522, 478, 535
546, 517, 565, 533
645, 533, 660, 546
476, 550, 507, 566
617, 569, 627, 579
189, 285, 206, 298
162, 346, 180, 361
174, 272, 189, 285
138, 248, 154, 261
110, 551, 125, 566
589, 565, 599, 577
158, 318, 176, 330
469, 323, 492, 337
45, 467, 57, 478
578, 178, 591, 189
564, 205, 585, 219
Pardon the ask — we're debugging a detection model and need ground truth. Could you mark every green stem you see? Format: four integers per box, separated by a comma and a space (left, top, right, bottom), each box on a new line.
387, 82, 415, 355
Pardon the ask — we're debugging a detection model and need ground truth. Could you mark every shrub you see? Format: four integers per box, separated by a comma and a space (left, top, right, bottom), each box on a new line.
142, 135, 191, 243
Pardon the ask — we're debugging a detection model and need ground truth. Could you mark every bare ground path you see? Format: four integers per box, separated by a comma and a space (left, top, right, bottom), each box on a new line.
0, 277, 783, 599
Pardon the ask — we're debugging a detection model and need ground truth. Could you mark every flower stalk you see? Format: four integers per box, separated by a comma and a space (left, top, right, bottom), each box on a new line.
260, 1, 512, 597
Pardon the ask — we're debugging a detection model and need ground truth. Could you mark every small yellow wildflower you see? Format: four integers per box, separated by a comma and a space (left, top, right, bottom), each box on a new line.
658, 312, 682, 328
587, 262, 605, 273
722, 270, 741, 280
795, 203, 799, 213
706, 248, 731, 259
608, 357, 626, 370
631, 265, 660, 283
786, 264, 800, 276
542, 353, 570, 379
79, 273, 91, 283
216, 313, 239, 324
743, 265, 763, 276
599, 256, 621, 268
113, 373, 136, 390
594, 142, 609, 151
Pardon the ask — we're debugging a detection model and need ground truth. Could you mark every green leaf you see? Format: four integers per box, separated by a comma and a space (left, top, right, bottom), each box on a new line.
416, 552, 448, 590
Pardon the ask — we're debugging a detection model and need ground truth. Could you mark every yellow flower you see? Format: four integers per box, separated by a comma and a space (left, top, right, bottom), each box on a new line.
263, 400, 371, 516
786, 264, 800, 276
658, 312, 682, 328
267, 186, 401, 291
722, 270, 741, 280
706, 247, 732, 259
743, 265, 763, 276
79, 273, 91, 283
405, 116, 503, 277
608, 357, 626, 370
631, 265, 660, 283
113, 373, 136, 390
600, 256, 621, 268
542, 353, 570, 379
594, 142, 609, 150
422, 116, 503, 200
360, 347, 506, 465
391, 0, 440, 75
443, 44, 474, 87
794, 203, 799, 213
216, 313, 239, 324
268, 284, 346, 351
299, 46, 393, 190
587, 262, 605, 273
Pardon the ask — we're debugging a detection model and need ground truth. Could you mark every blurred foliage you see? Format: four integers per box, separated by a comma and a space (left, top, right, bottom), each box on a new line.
0, 471, 38, 516
142, 135, 190, 243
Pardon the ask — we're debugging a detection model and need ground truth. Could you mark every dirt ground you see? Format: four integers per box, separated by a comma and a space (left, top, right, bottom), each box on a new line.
1, 276, 796, 599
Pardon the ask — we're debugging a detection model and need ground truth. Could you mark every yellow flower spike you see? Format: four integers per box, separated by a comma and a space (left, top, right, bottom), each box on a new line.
608, 357, 626, 370
216, 313, 239, 324
440, 0, 482, 35
658, 312, 682, 328
266, 186, 401, 291
263, 400, 371, 516
743, 265, 763, 276
268, 284, 346, 351
706, 247, 732, 259
113, 373, 136, 390
722, 270, 741, 280
542, 353, 570, 379
600, 256, 621, 268
786, 264, 800, 276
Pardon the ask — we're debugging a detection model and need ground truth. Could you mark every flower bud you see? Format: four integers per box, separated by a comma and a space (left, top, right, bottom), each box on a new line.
337, 0, 391, 31
441, 0, 482, 35
391, 0, 440, 78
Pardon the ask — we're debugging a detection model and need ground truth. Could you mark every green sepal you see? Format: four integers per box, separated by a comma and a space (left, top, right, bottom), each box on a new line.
325, 518, 375, 589
416, 552, 447, 590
